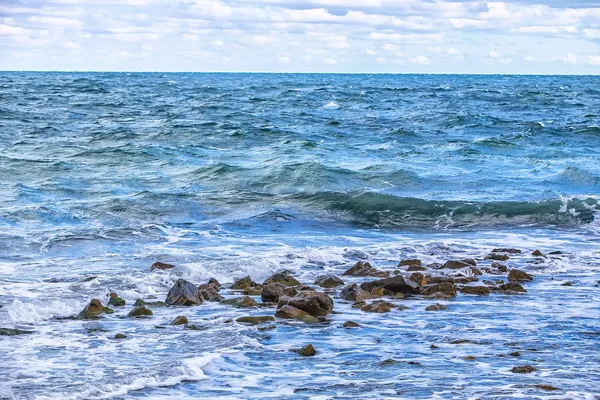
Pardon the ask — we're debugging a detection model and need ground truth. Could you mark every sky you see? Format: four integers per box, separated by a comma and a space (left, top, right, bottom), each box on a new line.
1, 0, 599, 74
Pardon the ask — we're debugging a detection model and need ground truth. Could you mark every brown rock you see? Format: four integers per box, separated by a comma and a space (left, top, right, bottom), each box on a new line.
486, 253, 509, 261
398, 259, 422, 267
171, 315, 188, 325
263, 273, 301, 287
127, 306, 153, 317
340, 283, 372, 302
425, 303, 447, 311
500, 282, 527, 293
409, 272, 427, 286
508, 269, 533, 282
274, 305, 319, 323
342, 261, 390, 278
314, 275, 344, 288
460, 286, 490, 296
294, 344, 316, 357
243, 286, 263, 296
360, 275, 419, 295
277, 291, 333, 317
361, 300, 394, 313
420, 282, 457, 297
534, 384, 561, 391
343, 321, 360, 328
261, 282, 298, 303
77, 299, 113, 319
511, 365, 536, 374
407, 265, 427, 271
221, 296, 258, 308
236, 316, 275, 325
493, 248, 521, 254
231, 276, 254, 290
199, 286, 224, 302
532, 249, 545, 257
151, 261, 176, 270
442, 260, 470, 269
208, 277, 221, 287
166, 279, 203, 306
491, 262, 508, 272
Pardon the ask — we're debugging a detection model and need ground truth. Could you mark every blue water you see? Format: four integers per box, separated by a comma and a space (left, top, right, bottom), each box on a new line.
1, 73, 599, 399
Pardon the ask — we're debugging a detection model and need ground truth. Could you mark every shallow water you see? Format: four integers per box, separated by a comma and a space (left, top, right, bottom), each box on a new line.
0, 73, 599, 399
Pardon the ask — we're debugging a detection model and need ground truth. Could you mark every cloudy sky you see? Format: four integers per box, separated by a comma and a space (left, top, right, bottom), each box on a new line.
1, 0, 599, 73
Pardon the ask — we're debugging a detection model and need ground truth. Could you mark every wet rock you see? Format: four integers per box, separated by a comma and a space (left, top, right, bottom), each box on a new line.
534, 384, 561, 391
461, 259, 477, 266
83, 276, 97, 282
314, 275, 344, 288
134, 299, 146, 307
399, 259, 421, 267
430, 344, 439, 349
370, 287, 385, 297
236, 316, 276, 325
561, 281, 575, 286
342, 261, 390, 278
133, 299, 167, 307
221, 296, 258, 308
532, 249, 545, 257
340, 283, 372, 302
500, 282, 527, 293
166, 279, 203, 306
274, 305, 319, 323
77, 299, 114, 319
486, 253, 510, 261
491, 262, 508, 273
128, 306, 153, 317
407, 265, 427, 272
469, 267, 483, 276
464, 356, 477, 360
548, 251, 563, 255
171, 316, 188, 325
261, 282, 298, 303
409, 272, 427, 286
508, 269, 533, 282
509, 351, 521, 357
151, 261, 176, 270
493, 248, 521, 254
208, 277, 221, 287
450, 339, 475, 344
263, 273, 301, 287
425, 303, 447, 311
277, 291, 334, 317
258, 325, 276, 331
108, 292, 125, 307
199, 286, 224, 302
243, 286, 263, 296
360, 275, 419, 295
114, 333, 127, 339
361, 300, 394, 313
427, 263, 442, 269
460, 286, 490, 296
379, 358, 399, 366
442, 260, 470, 269
231, 276, 254, 290
420, 282, 457, 298
343, 321, 360, 328
293, 344, 316, 357
0, 328, 34, 336
511, 365, 536, 374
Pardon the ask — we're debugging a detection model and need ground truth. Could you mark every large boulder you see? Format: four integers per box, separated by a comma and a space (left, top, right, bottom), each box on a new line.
314, 275, 344, 288
277, 291, 333, 317
263, 273, 301, 287
360, 275, 419, 295
166, 279, 203, 306
261, 282, 297, 303
77, 299, 114, 319
343, 261, 390, 278
420, 282, 457, 298
340, 283, 372, 302
275, 305, 319, 323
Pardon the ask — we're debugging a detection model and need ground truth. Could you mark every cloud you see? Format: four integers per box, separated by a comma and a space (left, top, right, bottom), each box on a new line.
410, 55, 430, 65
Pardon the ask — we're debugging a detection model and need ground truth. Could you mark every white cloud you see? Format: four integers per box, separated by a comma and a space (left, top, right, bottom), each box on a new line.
324, 57, 337, 65
410, 55, 430, 65
365, 49, 376, 56
489, 50, 501, 58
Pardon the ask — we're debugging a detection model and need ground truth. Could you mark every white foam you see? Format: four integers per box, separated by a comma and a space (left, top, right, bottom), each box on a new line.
323, 100, 340, 109
2, 298, 85, 324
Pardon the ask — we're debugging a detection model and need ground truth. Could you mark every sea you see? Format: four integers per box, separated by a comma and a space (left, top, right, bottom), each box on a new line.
0, 72, 599, 399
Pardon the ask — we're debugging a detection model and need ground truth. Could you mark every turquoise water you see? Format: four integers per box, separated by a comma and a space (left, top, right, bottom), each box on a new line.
0, 73, 599, 399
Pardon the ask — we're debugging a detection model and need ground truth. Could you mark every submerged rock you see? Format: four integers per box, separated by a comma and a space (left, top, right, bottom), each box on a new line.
263, 273, 301, 287
314, 275, 344, 288
170, 316, 188, 325
166, 279, 203, 306
361, 300, 395, 313
534, 384, 561, 391
77, 299, 114, 319
343, 321, 360, 328
420, 282, 456, 298
277, 291, 333, 317
460, 286, 491, 296
128, 306, 153, 317
0, 328, 34, 336
261, 282, 298, 303
508, 269, 533, 282
500, 282, 527, 294
340, 283, 372, 302
236, 316, 275, 325
221, 296, 258, 308
360, 275, 419, 295
293, 344, 316, 357
511, 365, 536, 374
151, 261, 176, 270
114, 333, 127, 339
343, 261, 390, 278
425, 303, 447, 311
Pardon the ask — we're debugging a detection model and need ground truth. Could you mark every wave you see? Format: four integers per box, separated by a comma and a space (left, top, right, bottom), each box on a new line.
293, 192, 599, 229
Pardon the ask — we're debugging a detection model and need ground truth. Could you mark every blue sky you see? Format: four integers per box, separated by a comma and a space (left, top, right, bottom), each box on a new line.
1, 0, 599, 73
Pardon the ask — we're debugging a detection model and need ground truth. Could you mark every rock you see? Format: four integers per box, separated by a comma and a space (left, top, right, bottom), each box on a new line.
151, 261, 176, 270
342, 261, 390, 278
461, 259, 477, 266
258, 325, 276, 331
509, 351, 521, 357
493, 248, 521, 254
511, 365, 536, 374
114, 333, 127, 339
360, 275, 419, 295
464, 356, 477, 360
199, 286, 224, 302
361, 300, 394, 313
77, 299, 114, 319
171, 316, 188, 325
486, 253, 509, 261
420, 282, 456, 298
407, 265, 427, 271
425, 303, 447, 311
399, 259, 421, 267
166, 279, 203, 306
491, 262, 508, 272
128, 306, 153, 317
243, 286, 263, 296
409, 272, 426, 286
430, 344, 439, 349
340, 283, 372, 302
379, 358, 399, 366
277, 291, 334, 317
208, 277, 221, 287
500, 282, 527, 293
0, 328, 34, 336
549, 251, 563, 255
534, 384, 561, 391
108, 293, 125, 307
532, 249, 545, 257
83, 276, 97, 282
343, 321, 360, 328
370, 287, 385, 297
508, 269, 533, 282
134, 299, 146, 307
236, 316, 276, 325
469, 267, 483, 276
460, 286, 490, 296
274, 305, 319, 323
231, 276, 254, 290
263, 273, 301, 287
293, 344, 316, 357
314, 275, 344, 288
561, 281, 575, 286
261, 282, 298, 303
221, 296, 258, 308
442, 260, 469, 269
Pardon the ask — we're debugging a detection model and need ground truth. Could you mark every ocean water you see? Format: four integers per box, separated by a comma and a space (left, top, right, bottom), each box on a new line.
0, 72, 599, 399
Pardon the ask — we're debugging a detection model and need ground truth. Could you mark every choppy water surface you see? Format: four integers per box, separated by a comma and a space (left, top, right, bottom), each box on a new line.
0, 72, 599, 399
